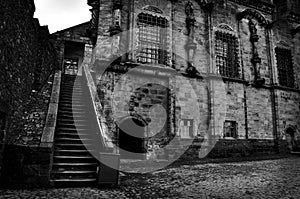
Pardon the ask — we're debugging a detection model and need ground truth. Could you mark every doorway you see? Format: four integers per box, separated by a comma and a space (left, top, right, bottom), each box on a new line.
63, 41, 85, 75
118, 117, 147, 159
63, 58, 79, 75
286, 127, 296, 151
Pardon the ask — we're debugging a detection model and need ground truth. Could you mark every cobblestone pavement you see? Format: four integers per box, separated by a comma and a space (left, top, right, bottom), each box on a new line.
0, 157, 300, 199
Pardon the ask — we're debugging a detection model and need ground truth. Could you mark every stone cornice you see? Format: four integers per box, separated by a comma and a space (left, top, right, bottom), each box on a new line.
229, 0, 274, 14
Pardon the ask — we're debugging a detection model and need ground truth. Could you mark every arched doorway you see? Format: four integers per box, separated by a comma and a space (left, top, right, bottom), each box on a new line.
286, 127, 296, 151
118, 116, 147, 159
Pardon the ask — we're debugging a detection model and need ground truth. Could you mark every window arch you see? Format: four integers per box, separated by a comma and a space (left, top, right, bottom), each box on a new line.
136, 13, 169, 65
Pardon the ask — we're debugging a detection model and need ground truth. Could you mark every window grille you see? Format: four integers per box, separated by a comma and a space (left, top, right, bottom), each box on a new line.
137, 13, 168, 65
215, 31, 239, 78
275, 47, 294, 88
223, 121, 238, 138
64, 58, 79, 75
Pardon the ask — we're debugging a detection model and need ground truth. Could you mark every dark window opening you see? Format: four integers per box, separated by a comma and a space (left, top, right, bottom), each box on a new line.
223, 120, 238, 138
215, 31, 239, 78
275, 47, 294, 88
63, 58, 79, 75
137, 13, 168, 65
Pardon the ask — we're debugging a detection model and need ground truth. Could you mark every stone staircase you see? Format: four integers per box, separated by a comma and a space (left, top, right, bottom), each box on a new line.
50, 74, 101, 187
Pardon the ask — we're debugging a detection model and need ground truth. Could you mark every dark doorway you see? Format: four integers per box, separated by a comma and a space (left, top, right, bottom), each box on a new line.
63, 41, 85, 75
286, 127, 296, 151
118, 117, 147, 159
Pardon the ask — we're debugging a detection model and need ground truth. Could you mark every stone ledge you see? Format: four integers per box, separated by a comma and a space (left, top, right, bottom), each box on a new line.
83, 65, 115, 151
40, 70, 61, 148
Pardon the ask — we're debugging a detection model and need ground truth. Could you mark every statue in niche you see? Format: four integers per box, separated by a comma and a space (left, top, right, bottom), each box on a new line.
185, 1, 196, 37
248, 19, 257, 37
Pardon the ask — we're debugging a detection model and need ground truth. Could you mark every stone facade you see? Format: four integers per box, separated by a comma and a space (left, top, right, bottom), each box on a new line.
81, 0, 300, 158
0, 0, 57, 186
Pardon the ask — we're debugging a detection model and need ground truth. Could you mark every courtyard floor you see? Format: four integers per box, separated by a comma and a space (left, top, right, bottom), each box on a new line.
0, 156, 300, 199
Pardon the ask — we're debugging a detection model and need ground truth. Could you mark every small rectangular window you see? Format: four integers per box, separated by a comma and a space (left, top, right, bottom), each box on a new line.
223, 120, 238, 139
275, 47, 294, 88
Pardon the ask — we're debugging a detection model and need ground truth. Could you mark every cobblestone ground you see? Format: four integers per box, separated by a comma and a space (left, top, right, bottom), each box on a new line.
0, 157, 300, 199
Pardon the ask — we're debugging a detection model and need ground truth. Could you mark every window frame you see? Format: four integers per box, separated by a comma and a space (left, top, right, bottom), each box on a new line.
275, 47, 295, 88
135, 12, 169, 66
223, 120, 238, 139
214, 30, 240, 79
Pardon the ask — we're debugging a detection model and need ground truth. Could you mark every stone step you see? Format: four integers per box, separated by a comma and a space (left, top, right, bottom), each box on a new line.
55, 143, 93, 150
56, 123, 89, 129
58, 100, 83, 105
55, 132, 91, 138
51, 170, 96, 175
57, 118, 87, 123
58, 107, 86, 112
58, 110, 86, 115
52, 162, 98, 167
56, 128, 91, 133
53, 156, 97, 163
55, 149, 96, 156
57, 114, 86, 120
55, 138, 93, 144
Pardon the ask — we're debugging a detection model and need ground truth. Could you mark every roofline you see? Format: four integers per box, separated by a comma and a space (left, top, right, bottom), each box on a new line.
52, 21, 90, 35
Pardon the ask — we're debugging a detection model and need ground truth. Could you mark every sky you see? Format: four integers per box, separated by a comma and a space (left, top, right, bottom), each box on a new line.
34, 0, 91, 33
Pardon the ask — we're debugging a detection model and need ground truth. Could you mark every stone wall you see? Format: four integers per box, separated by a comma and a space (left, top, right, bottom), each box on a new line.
89, 0, 300, 158
0, 0, 57, 141
1, 145, 52, 188
0, 0, 57, 184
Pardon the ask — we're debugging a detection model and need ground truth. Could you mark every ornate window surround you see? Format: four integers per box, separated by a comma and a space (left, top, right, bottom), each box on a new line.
129, 5, 172, 67
212, 24, 241, 79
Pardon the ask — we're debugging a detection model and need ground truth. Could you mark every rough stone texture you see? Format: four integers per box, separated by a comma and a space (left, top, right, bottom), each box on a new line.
0, 0, 57, 143
0, 157, 300, 198
5, 75, 54, 146
0, 0, 57, 184
0, 145, 52, 188
85, 0, 300, 158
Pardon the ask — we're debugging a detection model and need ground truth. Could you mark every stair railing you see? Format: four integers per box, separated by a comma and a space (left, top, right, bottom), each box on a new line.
40, 70, 61, 149
82, 64, 115, 152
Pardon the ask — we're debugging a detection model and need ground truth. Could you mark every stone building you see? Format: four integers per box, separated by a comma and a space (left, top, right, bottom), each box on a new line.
69, 0, 300, 159
1, 0, 300, 187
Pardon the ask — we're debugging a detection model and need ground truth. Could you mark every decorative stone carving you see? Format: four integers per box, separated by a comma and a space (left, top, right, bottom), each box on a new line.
248, 19, 265, 86
196, 0, 214, 12
237, 8, 268, 26
143, 5, 163, 14
87, 0, 100, 44
184, 1, 200, 77
110, 0, 123, 36
248, 19, 259, 42
230, 0, 274, 14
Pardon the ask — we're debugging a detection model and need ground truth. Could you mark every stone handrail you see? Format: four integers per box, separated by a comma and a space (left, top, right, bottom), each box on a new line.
83, 65, 114, 151
40, 70, 61, 149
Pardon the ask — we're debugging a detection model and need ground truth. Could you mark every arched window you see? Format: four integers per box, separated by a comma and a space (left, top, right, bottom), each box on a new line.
136, 13, 169, 65
215, 31, 239, 78
275, 47, 294, 88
